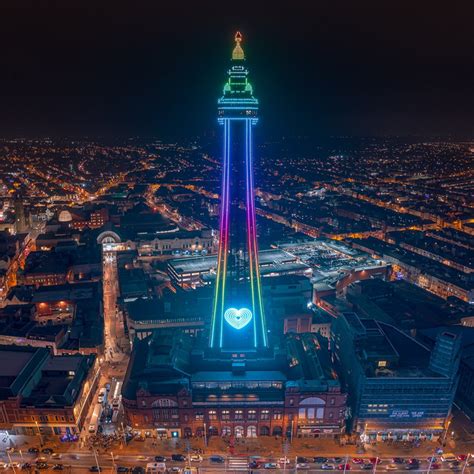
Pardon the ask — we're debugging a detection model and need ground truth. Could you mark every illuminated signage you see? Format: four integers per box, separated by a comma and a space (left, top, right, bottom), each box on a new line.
224, 307, 253, 330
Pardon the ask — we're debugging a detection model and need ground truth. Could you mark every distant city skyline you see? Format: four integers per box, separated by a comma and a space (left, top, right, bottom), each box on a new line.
0, 2, 473, 138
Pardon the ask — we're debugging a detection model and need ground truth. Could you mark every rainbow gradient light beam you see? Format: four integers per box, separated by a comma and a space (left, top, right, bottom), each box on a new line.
210, 32, 268, 351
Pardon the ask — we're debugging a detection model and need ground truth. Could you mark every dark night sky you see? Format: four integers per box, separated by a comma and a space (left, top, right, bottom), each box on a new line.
1, 1, 473, 139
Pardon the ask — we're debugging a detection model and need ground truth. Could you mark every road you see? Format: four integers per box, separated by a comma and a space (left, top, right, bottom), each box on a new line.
102, 252, 128, 362
2, 450, 473, 474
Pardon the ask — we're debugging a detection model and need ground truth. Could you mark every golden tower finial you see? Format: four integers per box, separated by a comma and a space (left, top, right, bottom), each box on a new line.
232, 31, 245, 61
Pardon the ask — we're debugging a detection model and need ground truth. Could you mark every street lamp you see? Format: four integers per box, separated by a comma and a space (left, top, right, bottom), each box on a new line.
441, 418, 451, 445
35, 421, 44, 447
6, 450, 16, 474
110, 451, 116, 473
203, 422, 207, 448
461, 454, 471, 474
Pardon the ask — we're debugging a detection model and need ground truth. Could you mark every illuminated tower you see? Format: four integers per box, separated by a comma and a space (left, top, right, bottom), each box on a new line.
209, 32, 268, 352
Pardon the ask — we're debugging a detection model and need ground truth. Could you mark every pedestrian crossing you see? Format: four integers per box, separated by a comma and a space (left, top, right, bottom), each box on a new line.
228, 456, 249, 471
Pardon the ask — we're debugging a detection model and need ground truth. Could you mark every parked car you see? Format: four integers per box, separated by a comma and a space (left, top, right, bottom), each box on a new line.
322, 464, 336, 470
28, 448, 39, 454
42, 448, 54, 455
315, 458, 329, 464
154, 456, 167, 462
297, 463, 310, 469
338, 464, 351, 471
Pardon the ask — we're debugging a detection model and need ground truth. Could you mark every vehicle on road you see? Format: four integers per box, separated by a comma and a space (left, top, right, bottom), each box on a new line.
370, 458, 382, 465
315, 458, 329, 464
264, 463, 280, 469
385, 464, 398, 470
406, 463, 420, 470
441, 454, 457, 463
42, 448, 54, 454
89, 467, 102, 472
189, 455, 202, 462
154, 456, 166, 462
457, 455, 468, 462
36, 462, 49, 470
88, 403, 103, 434
209, 455, 225, 463
137, 456, 148, 462
117, 468, 129, 473
352, 458, 365, 464
431, 463, 441, 470
297, 457, 309, 463
297, 463, 310, 469
322, 463, 336, 470
145, 462, 166, 473
21, 463, 32, 470
98, 387, 107, 404
171, 455, 186, 462
52, 464, 64, 470
362, 463, 374, 470
28, 447, 39, 454
392, 458, 405, 464
338, 463, 351, 470
279, 457, 291, 464
51, 453, 62, 459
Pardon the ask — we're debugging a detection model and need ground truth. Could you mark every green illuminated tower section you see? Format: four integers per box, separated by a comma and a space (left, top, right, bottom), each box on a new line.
209, 32, 268, 352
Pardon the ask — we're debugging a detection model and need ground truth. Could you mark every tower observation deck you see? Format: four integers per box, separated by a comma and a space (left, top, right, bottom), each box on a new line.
209, 32, 268, 353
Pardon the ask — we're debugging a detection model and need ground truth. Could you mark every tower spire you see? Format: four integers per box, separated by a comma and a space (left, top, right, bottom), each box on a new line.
232, 31, 245, 61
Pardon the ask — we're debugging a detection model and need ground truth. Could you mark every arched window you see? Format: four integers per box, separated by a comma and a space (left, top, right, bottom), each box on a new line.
299, 397, 326, 406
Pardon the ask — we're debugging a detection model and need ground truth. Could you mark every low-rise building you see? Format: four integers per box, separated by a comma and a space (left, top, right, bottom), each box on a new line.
332, 312, 460, 441
0, 345, 99, 439
122, 332, 347, 439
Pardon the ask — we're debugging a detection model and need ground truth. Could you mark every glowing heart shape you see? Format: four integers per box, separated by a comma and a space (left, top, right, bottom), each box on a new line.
224, 307, 253, 330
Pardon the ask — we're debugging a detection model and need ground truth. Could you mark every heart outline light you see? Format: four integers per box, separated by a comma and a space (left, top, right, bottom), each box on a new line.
224, 307, 253, 330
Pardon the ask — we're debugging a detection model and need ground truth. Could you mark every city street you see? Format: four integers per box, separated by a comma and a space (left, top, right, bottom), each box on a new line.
1, 448, 474, 474
103, 252, 129, 362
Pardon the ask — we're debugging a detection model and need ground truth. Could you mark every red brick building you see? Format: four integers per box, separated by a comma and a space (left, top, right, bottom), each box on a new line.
122, 332, 347, 439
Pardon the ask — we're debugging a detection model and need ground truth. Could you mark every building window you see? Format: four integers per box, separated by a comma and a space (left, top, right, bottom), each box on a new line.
235, 410, 243, 420
273, 411, 282, 420
208, 410, 217, 421
195, 412, 204, 421
248, 410, 257, 420
261, 410, 270, 420
222, 410, 230, 420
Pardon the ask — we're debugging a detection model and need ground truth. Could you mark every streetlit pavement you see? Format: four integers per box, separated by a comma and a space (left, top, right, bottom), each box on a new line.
1, 445, 473, 474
